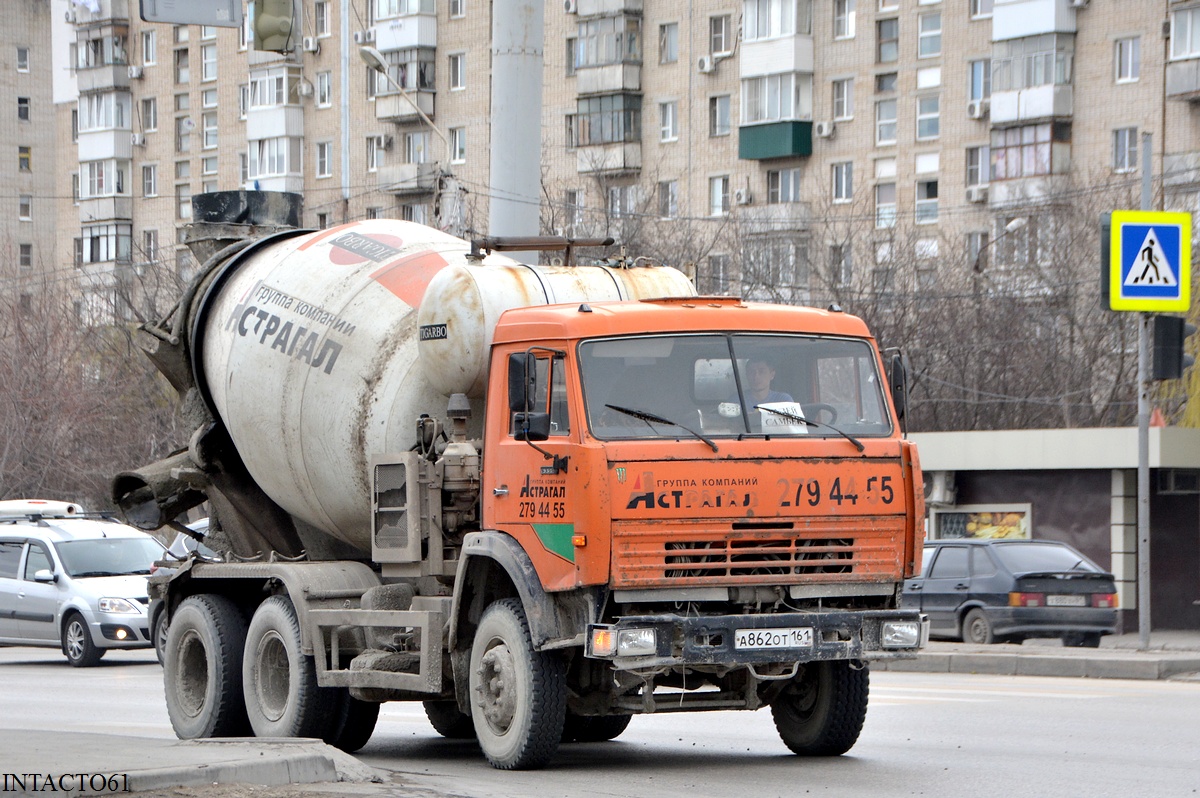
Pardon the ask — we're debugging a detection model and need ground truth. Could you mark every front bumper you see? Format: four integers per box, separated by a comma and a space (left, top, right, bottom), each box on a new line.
587, 609, 928, 671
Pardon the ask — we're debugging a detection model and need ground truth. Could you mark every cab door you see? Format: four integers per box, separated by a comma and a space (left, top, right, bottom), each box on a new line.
488, 349, 580, 590
916, 545, 971, 637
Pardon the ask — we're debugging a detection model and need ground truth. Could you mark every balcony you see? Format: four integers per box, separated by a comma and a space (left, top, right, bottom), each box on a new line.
738, 121, 812, 161
78, 196, 132, 223
78, 129, 132, 162
988, 174, 1070, 207
68, 0, 130, 23
1163, 152, 1200, 187
992, 0, 1078, 41
740, 36, 813, 78
245, 105, 304, 140
576, 143, 641, 174
245, 175, 304, 193
377, 162, 438, 194
1167, 60, 1200, 102
76, 63, 130, 93
739, 201, 812, 233
375, 90, 435, 123
577, 64, 641, 95
990, 84, 1073, 124
375, 15, 437, 51
577, 0, 642, 14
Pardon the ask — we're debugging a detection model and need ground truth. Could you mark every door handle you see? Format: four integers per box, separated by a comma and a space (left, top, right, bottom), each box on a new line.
955, 583, 969, 590
493, 486, 509, 496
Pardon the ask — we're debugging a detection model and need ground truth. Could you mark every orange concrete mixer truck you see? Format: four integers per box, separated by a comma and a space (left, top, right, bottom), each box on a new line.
114, 193, 926, 770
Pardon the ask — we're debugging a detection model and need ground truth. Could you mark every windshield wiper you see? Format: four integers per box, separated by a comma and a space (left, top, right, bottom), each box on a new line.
71, 570, 124, 578
604, 404, 719, 453
753, 405, 865, 453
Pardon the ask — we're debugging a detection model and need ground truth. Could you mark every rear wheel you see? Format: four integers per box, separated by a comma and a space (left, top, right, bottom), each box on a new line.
327, 689, 381, 753
771, 660, 869, 756
469, 598, 566, 769
561, 712, 632, 743
152, 609, 169, 665
962, 609, 995, 645
1063, 632, 1102, 648
424, 700, 476, 739
164, 595, 250, 738
242, 595, 335, 739
63, 612, 103, 668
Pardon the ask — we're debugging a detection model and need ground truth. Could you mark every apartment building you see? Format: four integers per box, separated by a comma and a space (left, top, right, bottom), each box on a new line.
39, 0, 1195, 324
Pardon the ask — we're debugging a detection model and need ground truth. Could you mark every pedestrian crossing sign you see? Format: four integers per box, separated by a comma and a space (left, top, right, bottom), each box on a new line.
1109, 210, 1191, 312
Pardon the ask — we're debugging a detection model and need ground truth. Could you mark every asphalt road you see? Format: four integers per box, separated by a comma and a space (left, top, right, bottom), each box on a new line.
1, 646, 1198, 797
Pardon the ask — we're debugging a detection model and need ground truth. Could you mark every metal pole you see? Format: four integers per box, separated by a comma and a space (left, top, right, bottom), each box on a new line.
1137, 131, 1153, 650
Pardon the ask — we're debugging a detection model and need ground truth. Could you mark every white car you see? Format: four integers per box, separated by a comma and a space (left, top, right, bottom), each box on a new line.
0, 500, 166, 666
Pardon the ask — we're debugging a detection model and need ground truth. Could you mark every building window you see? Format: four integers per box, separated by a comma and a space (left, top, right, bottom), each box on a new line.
315, 1, 331, 35
834, 0, 855, 40
18, 146, 30, 172
832, 161, 853, 202
78, 223, 133, 264
250, 67, 304, 108
710, 94, 731, 136
566, 37, 578, 76
175, 160, 191, 180
143, 230, 159, 262
574, 16, 642, 68
142, 164, 157, 196
405, 131, 431, 163
710, 15, 732, 56
248, 137, 302, 178
1115, 37, 1140, 83
79, 93, 131, 131
18, 194, 31, 220
449, 0, 465, 18
659, 100, 678, 142
876, 99, 896, 145
967, 231, 989, 270
991, 122, 1068, 179
992, 34, 1074, 91
448, 53, 465, 90
141, 31, 156, 65
966, 146, 990, 186
830, 244, 852, 286
918, 13, 941, 58
917, 95, 940, 140
366, 136, 381, 171
915, 180, 938, 223
316, 212, 329, 229
82, 159, 129, 197
970, 0, 993, 19
177, 185, 192, 219
202, 111, 217, 149
201, 44, 217, 81
709, 175, 730, 216
239, 152, 248, 183
567, 94, 641, 146
174, 117, 191, 153
608, 184, 637, 218
706, 254, 731, 294
875, 183, 896, 228
1113, 127, 1138, 173
832, 78, 853, 120
19, 244, 32, 270
202, 88, 217, 108
969, 59, 991, 101
316, 141, 332, 177
564, 189, 583, 228
659, 23, 678, 64
658, 180, 678, 218
745, 0, 800, 41
16, 96, 30, 122
141, 98, 157, 131
204, 156, 220, 176
71, 108, 78, 141
743, 73, 808, 123
450, 126, 466, 163
876, 72, 897, 93
316, 71, 332, 107
877, 19, 899, 63
1172, 8, 1200, 60
768, 167, 801, 203
16, 47, 29, 72
174, 48, 189, 83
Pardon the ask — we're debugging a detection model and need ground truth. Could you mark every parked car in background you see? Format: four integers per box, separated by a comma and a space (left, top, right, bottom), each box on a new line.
902, 539, 1118, 647
0, 500, 165, 666
148, 518, 217, 663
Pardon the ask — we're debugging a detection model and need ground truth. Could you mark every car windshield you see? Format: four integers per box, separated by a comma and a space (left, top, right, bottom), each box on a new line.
579, 333, 892, 440
55, 537, 165, 577
992, 543, 1099, 574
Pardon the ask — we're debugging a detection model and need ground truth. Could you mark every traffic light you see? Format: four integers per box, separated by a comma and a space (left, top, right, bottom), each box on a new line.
253, 0, 295, 52
1151, 314, 1198, 380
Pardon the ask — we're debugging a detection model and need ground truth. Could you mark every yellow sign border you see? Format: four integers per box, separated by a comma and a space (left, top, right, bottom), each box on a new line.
1109, 210, 1192, 312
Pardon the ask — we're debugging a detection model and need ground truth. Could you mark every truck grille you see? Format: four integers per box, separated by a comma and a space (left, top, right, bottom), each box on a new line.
612, 518, 905, 588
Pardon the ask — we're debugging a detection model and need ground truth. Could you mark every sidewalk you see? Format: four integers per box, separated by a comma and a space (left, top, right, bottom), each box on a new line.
876, 630, 1200, 680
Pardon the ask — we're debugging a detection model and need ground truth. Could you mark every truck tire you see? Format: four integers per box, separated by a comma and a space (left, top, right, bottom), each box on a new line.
242, 595, 335, 739
327, 689, 381, 753
164, 594, 250, 738
771, 660, 869, 756
424, 700, 476, 739
561, 712, 632, 743
63, 612, 104, 667
152, 608, 169, 665
962, 609, 995, 644
468, 598, 566, 770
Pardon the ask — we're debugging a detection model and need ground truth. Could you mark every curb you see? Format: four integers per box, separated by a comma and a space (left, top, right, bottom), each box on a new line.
115, 751, 341, 796
875, 649, 1200, 680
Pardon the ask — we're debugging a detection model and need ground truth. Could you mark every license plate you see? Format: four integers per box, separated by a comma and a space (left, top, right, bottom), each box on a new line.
1046, 594, 1087, 607
734, 627, 813, 650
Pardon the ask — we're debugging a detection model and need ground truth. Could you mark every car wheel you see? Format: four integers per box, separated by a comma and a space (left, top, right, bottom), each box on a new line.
770, 660, 869, 756
424, 699, 476, 739
164, 594, 250, 739
63, 612, 104, 667
962, 609, 995, 644
561, 712, 632, 743
242, 595, 337, 739
153, 609, 169, 665
469, 598, 567, 770
1063, 632, 1102, 648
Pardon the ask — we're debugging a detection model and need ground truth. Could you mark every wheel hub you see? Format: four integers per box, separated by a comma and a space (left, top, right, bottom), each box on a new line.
476, 643, 517, 733
254, 630, 291, 722
65, 620, 86, 660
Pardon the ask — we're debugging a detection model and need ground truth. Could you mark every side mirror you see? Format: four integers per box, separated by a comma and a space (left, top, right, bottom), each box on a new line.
508, 352, 537, 413
887, 351, 908, 422
33, 569, 57, 584
513, 412, 551, 442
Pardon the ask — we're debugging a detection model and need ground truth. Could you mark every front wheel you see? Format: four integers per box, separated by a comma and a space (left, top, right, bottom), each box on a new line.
63, 612, 103, 667
962, 609, 995, 644
468, 598, 566, 770
424, 700, 475, 739
771, 660, 869, 756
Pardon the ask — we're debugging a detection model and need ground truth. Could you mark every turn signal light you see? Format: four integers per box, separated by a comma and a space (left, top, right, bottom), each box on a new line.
590, 627, 616, 657
1009, 592, 1045, 607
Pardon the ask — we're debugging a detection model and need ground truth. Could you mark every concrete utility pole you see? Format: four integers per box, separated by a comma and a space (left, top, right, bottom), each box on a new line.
1137, 130, 1152, 651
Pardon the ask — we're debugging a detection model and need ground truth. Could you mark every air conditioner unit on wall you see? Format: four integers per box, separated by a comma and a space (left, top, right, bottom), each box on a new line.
925, 471, 957, 506
131, 133, 146, 146
734, 188, 752, 206
814, 121, 835, 139
65, 10, 76, 23
127, 65, 144, 79
965, 185, 988, 203
353, 30, 376, 45
375, 134, 393, 150
302, 36, 320, 53
1070, 0, 1088, 8
298, 80, 314, 97
564, 0, 578, 12
697, 55, 715, 74
967, 99, 990, 120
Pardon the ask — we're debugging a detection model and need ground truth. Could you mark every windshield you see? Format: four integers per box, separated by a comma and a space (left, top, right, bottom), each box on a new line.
55, 537, 165, 577
580, 333, 892, 439
992, 543, 1099, 574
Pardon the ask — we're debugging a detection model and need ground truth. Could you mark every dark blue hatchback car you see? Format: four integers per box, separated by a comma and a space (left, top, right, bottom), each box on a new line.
902, 539, 1118, 647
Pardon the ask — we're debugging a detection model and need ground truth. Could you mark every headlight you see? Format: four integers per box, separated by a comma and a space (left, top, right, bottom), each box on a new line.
882, 620, 921, 649
98, 597, 139, 614
616, 628, 657, 656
